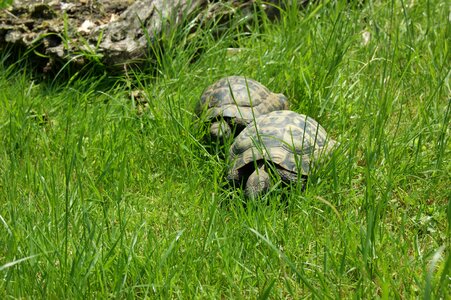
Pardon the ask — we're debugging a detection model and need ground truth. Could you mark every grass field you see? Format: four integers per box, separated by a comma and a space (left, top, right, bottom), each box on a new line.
0, 0, 449, 298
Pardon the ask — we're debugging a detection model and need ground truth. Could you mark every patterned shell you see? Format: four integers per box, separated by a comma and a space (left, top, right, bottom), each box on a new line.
228, 110, 336, 177
197, 76, 289, 125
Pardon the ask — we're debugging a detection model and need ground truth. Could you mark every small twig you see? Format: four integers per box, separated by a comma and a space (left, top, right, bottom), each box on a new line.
2, 9, 19, 19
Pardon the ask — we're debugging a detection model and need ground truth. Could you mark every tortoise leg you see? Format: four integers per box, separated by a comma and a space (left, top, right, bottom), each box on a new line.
276, 167, 307, 190
276, 167, 298, 183
210, 120, 232, 140
245, 163, 271, 198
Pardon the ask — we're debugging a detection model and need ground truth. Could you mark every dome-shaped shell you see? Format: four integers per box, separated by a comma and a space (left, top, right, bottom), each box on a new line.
197, 76, 289, 126
228, 110, 335, 177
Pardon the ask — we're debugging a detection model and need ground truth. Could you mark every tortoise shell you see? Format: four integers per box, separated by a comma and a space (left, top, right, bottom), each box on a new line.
196, 76, 289, 138
228, 110, 336, 182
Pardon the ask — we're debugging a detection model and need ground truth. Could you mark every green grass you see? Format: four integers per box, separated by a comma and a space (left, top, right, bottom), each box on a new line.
0, 0, 449, 298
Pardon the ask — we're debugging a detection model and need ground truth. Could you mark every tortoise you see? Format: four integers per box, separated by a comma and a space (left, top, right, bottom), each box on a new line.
227, 110, 337, 198
196, 76, 289, 141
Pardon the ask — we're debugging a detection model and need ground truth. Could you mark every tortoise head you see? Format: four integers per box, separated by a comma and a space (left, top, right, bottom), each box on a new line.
210, 119, 232, 141
245, 163, 271, 198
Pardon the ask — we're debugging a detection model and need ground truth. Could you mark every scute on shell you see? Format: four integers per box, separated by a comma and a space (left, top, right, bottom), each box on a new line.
228, 110, 336, 178
196, 76, 289, 125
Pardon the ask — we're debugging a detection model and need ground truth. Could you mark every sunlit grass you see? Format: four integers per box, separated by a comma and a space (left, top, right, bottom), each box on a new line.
0, 0, 449, 298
